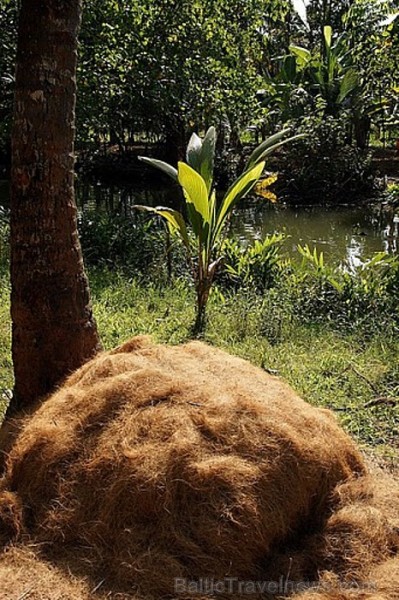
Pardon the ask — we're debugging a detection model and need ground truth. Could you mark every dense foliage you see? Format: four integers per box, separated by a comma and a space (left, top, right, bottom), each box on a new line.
0, 0, 398, 201
77, 0, 283, 153
1, 1, 398, 147
0, 1, 17, 158
276, 116, 375, 202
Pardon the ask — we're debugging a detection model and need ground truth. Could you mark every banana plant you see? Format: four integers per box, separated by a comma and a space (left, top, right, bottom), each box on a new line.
289, 26, 359, 117
138, 127, 302, 333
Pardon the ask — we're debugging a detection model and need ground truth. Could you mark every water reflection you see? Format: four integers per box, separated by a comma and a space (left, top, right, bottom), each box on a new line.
0, 179, 397, 265
232, 201, 398, 264
78, 181, 181, 216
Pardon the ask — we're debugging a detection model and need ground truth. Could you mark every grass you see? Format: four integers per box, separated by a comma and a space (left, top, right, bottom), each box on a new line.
1, 267, 398, 463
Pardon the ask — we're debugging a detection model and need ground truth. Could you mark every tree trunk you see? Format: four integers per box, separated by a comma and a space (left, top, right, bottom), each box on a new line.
354, 114, 371, 150
164, 119, 186, 165
8, 0, 101, 415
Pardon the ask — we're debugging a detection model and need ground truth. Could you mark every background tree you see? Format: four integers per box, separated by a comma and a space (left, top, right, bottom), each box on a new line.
344, 0, 399, 147
1, 0, 396, 159
77, 0, 271, 156
8, 0, 101, 415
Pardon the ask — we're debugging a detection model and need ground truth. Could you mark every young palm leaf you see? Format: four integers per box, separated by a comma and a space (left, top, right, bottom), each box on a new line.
186, 127, 217, 194
137, 157, 178, 182
246, 129, 306, 169
135, 205, 190, 251
213, 161, 266, 243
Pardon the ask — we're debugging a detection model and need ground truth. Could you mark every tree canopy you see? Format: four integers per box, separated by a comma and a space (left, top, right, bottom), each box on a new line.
0, 0, 398, 155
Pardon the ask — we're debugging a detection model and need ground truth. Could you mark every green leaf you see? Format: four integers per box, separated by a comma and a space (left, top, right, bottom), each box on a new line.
186, 133, 202, 172
138, 157, 178, 182
199, 126, 217, 193
329, 278, 343, 293
246, 128, 291, 169
215, 161, 265, 239
185, 202, 203, 239
135, 205, 190, 249
249, 134, 306, 166
178, 162, 210, 227
289, 45, 312, 68
337, 69, 358, 104
208, 189, 217, 227
154, 207, 190, 248
324, 25, 332, 51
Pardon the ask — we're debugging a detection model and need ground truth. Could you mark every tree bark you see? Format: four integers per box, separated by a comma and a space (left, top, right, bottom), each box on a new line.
8, 0, 101, 414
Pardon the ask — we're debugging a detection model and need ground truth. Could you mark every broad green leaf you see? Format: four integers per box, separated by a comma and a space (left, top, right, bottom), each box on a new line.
324, 25, 332, 51
199, 126, 217, 194
337, 69, 358, 104
185, 202, 203, 239
178, 162, 210, 226
215, 161, 265, 238
135, 205, 190, 249
250, 134, 306, 165
289, 45, 312, 68
138, 157, 178, 182
154, 207, 190, 249
186, 133, 202, 172
246, 128, 291, 169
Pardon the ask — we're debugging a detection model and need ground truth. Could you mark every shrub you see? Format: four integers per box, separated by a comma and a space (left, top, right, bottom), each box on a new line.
287, 245, 399, 333
277, 116, 375, 204
218, 233, 286, 293
77, 211, 182, 280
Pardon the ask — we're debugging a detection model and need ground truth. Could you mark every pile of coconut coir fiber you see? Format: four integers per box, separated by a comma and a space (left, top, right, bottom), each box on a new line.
0, 337, 397, 599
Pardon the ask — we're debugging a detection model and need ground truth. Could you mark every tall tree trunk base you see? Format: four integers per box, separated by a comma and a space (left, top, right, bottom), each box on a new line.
8, 316, 100, 416
7, 0, 101, 416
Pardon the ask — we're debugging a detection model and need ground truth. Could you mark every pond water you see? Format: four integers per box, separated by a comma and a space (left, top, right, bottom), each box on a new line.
1, 179, 398, 268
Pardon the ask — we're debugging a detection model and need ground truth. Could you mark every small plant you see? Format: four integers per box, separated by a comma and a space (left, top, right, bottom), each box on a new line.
138, 127, 302, 333
221, 233, 286, 293
293, 244, 399, 330
386, 182, 399, 206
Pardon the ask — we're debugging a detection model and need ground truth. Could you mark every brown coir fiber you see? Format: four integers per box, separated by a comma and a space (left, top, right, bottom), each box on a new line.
0, 545, 98, 600
0, 337, 397, 600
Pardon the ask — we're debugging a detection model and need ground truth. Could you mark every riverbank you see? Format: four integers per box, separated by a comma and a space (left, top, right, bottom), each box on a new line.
2, 142, 397, 191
